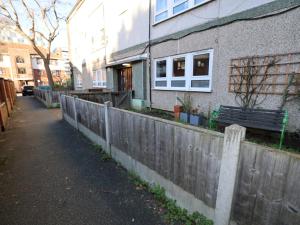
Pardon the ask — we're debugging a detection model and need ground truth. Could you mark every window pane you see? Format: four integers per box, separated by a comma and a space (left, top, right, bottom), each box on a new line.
171, 80, 185, 87
173, 1, 188, 14
155, 11, 168, 22
195, 0, 205, 5
156, 0, 167, 12
173, 57, 185, 77
193, 53, 209, 76
191, 80, 209, 88
155, 81, 167, 87
16, 56, 24, 63
18, 68, 26, 74
156, 60, 166, 78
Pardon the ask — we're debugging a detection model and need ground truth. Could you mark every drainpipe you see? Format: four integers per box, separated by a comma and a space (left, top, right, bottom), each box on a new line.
148, 0, 152, 109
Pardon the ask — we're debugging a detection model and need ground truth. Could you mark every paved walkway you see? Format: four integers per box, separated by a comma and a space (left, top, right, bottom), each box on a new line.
0, 97, 165, 225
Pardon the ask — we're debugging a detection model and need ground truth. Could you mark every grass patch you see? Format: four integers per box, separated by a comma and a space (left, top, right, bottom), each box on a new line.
128, 172, 213, 225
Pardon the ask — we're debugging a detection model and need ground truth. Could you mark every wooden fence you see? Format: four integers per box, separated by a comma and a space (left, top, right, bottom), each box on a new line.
34, 89, 68, 108
35, 89, 131, 109
69, 91, 132, 108
0, 78, 16, 132
60, 95, 300, 225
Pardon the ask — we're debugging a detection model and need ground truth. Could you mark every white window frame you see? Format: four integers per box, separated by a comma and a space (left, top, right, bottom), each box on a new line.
170, 54, 187, 91
153, 49, 213, 92
154, 0, 214, 24
172, 0, 189, 16
92, 69, 106, 88
154, 57, 169, 90
154, 0, 169, 22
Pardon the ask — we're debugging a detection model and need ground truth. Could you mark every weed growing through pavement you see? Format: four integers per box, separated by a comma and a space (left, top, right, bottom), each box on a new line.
92, 144, 112, 161
128, 172, 213, 225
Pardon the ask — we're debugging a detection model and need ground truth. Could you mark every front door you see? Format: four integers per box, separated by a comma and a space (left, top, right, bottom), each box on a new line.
118, 67, 132, 92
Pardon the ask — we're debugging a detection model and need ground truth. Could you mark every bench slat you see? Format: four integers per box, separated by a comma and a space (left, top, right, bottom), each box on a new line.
220, 105, 284, 113
216, 105, 285, 132
219, 113, 282, 124
217, 119, 282, 131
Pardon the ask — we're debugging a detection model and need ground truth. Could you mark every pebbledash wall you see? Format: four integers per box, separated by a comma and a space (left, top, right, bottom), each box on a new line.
149, 1, 300, 132
60, 94, 300, 225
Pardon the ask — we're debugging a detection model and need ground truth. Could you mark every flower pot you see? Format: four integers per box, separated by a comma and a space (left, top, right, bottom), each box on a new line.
189, 114, 203, 126
180, 112, 190, 123
174, 105, 183, 120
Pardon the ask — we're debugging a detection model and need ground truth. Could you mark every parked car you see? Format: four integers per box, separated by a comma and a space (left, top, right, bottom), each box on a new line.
22, 86, 34, 96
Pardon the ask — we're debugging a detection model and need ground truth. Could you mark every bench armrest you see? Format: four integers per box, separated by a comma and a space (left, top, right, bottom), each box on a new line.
209, 109, 220, 129
279, 110, 289, 149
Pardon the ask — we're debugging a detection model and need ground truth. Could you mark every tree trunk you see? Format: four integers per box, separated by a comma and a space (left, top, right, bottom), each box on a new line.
43, 59, 54, 88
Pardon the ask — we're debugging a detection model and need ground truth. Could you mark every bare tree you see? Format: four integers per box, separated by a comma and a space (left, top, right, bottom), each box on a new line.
280, 73, 300, 110
232, 56, 279, 109
0, 0, 63, 88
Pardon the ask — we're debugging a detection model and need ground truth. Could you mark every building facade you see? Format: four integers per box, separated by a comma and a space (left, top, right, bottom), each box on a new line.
0, 23, 71, 91
67, 0, 300, 131
0, 42, 35, 92
67, 0, 150, 108
31, 54, 70, 87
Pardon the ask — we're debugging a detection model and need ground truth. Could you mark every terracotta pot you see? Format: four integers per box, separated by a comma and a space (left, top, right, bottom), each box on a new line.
174, 105, 183, 113
174, 105, 183, 120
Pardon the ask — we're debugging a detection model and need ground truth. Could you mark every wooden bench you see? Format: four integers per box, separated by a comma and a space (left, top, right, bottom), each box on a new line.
209, 105, 288, 148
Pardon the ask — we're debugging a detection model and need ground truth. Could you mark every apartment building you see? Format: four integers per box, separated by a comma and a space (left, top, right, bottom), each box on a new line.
31, 54, 70, 87
0, 42, 36, 92
67, 0, 300, 131
0, 24, 71, 91
67, 0, 150, 108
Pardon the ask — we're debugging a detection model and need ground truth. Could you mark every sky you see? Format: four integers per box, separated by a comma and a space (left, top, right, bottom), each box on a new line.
0, 0, 77, 50
52, 0, 77, 50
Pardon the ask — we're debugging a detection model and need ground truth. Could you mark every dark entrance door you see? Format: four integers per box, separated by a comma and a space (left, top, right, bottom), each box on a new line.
117, 67, 132, 92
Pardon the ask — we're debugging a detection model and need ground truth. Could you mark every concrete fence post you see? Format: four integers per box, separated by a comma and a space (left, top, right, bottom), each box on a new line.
59, 94, 64, 120
72, 96, 78, 130
215, 124, 246, 225
49, 92, 53, 108
45, 91, 52, 107
104, 101, 112, 155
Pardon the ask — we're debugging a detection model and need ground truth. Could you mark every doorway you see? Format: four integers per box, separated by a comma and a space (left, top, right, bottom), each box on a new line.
117, 67, 132, 92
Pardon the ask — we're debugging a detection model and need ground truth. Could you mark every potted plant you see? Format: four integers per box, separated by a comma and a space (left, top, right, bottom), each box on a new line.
174, 105, 183, 121
189, 108, 204, 126
177, 95, 192, 123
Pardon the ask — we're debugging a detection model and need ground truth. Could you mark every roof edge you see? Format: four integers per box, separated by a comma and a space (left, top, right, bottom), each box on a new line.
66, 0, 85, 22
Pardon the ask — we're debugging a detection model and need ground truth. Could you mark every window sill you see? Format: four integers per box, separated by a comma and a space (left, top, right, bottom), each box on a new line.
153, 87, 212, 93
92, 86, 106, 88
